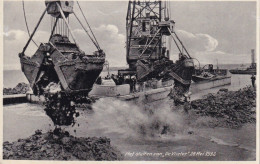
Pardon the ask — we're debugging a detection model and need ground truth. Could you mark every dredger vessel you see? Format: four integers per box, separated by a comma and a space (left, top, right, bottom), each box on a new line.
27, 0, 195, 102
20, 0, 105, 125
25, 0, 195, 126
84, 0, 195, 104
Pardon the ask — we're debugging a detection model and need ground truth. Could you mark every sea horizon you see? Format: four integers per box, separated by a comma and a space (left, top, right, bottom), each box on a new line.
3, 63, 252, 88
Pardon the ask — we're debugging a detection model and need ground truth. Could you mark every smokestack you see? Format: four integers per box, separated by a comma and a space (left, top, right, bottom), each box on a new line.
251, 49, 255, 64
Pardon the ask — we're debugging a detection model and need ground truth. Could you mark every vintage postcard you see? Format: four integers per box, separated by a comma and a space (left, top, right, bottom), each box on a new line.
1, 0, 259, 163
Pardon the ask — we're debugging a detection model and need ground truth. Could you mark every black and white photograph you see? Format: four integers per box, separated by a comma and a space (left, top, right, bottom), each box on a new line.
2, 0, 259, 162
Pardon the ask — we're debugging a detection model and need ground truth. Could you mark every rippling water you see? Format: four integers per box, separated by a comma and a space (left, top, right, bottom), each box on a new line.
4, 97, 256, 160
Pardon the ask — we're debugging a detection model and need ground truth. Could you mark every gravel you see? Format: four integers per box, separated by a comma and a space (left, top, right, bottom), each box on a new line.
3, 128, 123, 160
190, 86, 256, 128
3, 82, 30, 95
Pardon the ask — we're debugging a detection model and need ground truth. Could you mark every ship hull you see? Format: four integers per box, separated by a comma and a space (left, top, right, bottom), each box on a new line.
26, 76, 231, 105
192, 75, 213, 82
190, 76, 231, 93
229, 69, 256, 75
192, 75, 230, 83
26, 84, 173, 104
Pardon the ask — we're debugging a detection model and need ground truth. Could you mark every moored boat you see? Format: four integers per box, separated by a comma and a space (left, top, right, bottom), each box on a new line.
229, 49, 256, 75
191, 64, 231, 91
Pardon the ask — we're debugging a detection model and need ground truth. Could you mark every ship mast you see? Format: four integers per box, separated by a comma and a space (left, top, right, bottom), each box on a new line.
251, 49, 256, 68
126, 0, 191, 70
126, 0, 164, 69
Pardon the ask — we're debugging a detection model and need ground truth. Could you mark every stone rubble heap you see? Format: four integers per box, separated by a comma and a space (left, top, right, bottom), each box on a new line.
3, 82, 30, 95
191, 86, 256, 128
3, 128, 123, 160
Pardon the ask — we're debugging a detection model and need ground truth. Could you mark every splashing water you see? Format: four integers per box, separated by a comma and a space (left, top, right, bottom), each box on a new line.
86, 97, 189, 139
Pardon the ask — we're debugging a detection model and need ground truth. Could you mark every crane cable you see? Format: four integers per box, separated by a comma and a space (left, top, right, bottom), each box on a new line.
73, 12, 100, 50
76, 1, 101, 50
22, 0, 38, 47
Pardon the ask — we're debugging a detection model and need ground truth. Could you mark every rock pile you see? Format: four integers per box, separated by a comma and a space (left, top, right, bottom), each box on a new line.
3, 128, 123, 160
191, 86, 256, 128
3, 82, 30, 95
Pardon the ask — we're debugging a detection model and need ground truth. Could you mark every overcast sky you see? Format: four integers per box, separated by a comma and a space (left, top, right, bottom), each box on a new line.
3, 1, 256, 70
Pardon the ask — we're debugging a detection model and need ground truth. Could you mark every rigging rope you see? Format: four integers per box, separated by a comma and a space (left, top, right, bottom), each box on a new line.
22, 0, 38, 47
173, 31, 191, 58
76, 1, 101, 50
73, 12, 100, 50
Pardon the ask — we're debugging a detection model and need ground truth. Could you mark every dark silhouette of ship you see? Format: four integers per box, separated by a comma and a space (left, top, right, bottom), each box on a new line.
192, 64, 230, 83
229, 49, 256, 75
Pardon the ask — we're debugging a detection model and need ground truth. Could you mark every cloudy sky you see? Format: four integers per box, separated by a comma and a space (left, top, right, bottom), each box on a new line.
3, 1, 256, 70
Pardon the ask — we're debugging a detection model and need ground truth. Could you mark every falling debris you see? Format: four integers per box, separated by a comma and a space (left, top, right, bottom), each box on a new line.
44, 92, 79, 126
3, 129, 123, 160
190, 86, 256, 128
19, 0, 105, 127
